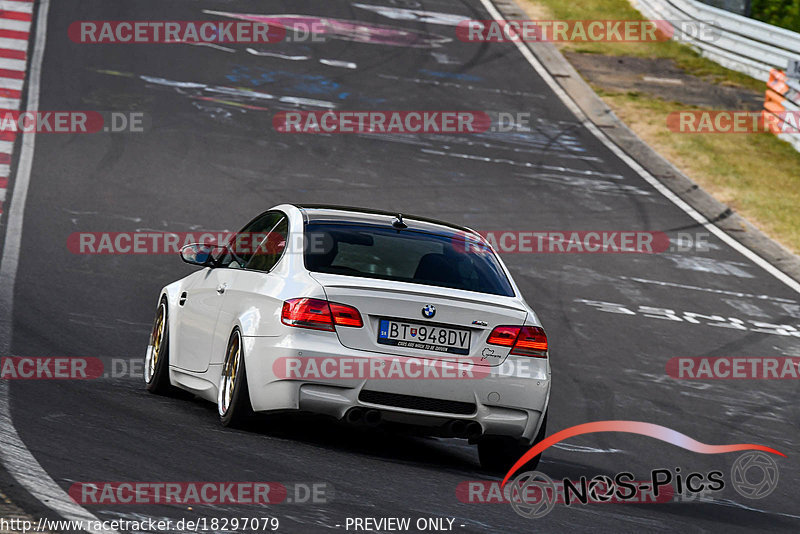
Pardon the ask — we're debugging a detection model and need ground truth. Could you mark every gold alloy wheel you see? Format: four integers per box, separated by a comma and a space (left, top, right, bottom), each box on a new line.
219, 331, 241, 416
146, 303, 166, 383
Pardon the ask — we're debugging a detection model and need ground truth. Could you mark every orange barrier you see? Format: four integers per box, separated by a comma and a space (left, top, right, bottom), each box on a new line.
762, 69, 793, 134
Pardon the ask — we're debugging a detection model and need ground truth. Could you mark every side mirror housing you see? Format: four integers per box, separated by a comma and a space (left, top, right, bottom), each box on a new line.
180, 243, 218, 267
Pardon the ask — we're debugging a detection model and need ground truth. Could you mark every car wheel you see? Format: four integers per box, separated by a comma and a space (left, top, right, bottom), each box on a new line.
478, 412, 548, 473
145, 298, 172, 394
218, 328, 253, 427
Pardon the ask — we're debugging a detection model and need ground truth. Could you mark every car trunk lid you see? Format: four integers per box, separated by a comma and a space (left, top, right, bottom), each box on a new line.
310, 273, 527, 367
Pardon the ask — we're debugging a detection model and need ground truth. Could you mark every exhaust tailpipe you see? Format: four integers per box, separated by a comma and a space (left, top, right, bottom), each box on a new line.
465, 421, 483, 439
445, 420, 481, 438
364, 409, 382, 426
449, 420, 467, 437
345, 408, 364, 424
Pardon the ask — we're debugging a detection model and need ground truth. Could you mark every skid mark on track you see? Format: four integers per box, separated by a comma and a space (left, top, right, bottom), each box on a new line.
421, 148, 621, 176
98, 71, 340, 118
418, 148, 655, 198
378, 73, 547, 99
475, 126, 592, 153
518, 172, 654, 197
354, 129, 601, 163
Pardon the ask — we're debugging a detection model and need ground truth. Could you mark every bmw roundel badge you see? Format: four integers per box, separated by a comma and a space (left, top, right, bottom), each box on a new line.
422, 304, 436, 319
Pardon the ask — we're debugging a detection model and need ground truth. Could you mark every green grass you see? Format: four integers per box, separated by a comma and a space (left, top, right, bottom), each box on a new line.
600, 91, 800, 253
523, 0, 764, 90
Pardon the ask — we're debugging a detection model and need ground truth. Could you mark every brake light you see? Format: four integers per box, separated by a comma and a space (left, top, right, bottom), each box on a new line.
487, 325, 548, 358
329, 302, 363, 327
282, 298, 333, 331
511, 326, 548, 357
281, 298, 363, 331
486, 325, 519, 346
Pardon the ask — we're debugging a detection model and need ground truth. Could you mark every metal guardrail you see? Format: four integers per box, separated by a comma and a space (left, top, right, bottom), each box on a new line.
633, 0, 800, 81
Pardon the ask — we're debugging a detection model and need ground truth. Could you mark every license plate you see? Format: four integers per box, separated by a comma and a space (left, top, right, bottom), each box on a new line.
377, 319, 470, 355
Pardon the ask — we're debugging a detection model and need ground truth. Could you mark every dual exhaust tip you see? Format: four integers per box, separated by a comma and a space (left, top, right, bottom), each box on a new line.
446, 419, 483, 439
345, 407, 382, 426
343, 408, 483, 439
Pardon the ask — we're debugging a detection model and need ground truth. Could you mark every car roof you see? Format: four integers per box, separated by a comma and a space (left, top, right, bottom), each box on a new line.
293, 204, 478, 236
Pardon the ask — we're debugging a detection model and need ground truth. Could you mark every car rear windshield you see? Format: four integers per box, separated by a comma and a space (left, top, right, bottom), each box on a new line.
303, 223, 515, 297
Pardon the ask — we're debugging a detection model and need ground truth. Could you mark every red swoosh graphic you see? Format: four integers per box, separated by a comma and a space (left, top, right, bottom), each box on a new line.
501, 420, 785, 487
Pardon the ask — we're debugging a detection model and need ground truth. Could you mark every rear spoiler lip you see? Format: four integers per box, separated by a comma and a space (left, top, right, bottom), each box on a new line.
308, 272, 528, 314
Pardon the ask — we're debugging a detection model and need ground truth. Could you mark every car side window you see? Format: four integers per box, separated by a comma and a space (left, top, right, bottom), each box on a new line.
216, 212, 287, 270
244, 216, 288, 272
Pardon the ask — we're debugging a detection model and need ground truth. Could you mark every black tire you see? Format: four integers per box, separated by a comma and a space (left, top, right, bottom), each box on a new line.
218, 328, 253, 428
479, 412, 548, 473
145, 298, 172, 394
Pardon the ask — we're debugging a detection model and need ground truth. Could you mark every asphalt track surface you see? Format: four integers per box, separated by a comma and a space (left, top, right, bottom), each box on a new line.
1, 0, 799, 532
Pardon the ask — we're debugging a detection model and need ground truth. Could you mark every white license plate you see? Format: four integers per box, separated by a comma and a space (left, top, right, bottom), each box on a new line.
377, 319, 470, 355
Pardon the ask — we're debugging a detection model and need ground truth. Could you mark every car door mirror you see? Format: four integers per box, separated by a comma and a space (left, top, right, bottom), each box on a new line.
180, 243, 217, 267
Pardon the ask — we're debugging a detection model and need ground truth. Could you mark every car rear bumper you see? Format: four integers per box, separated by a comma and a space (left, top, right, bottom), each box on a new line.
242, 334, 550, 442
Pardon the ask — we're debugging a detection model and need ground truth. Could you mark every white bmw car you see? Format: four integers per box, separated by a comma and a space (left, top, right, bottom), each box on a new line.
145, 205, 550, 471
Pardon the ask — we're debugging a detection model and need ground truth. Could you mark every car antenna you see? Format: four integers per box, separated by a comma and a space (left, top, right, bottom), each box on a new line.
392, 213, 408, 229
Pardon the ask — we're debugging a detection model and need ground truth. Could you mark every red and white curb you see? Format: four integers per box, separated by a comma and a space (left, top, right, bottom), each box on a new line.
0, 0, 34, 215
1, 0, 112, 532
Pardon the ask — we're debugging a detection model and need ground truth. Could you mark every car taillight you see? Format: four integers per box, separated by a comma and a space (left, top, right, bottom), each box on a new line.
281, 298, 363, 331
282, 298, 333, 331
329, 302, 363, 327
486, 325, 519, 346
487, 325, 548, 358
511, 326, 548, 357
